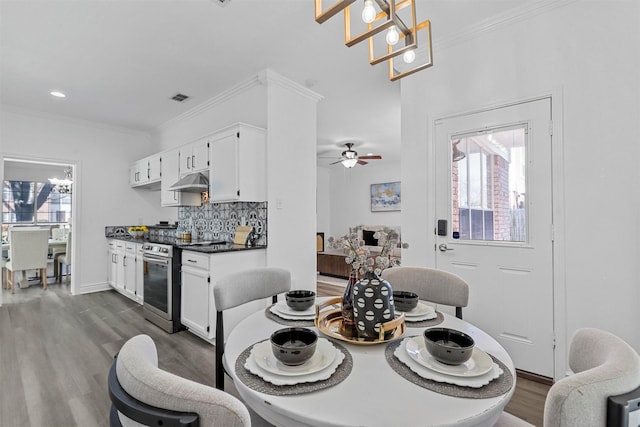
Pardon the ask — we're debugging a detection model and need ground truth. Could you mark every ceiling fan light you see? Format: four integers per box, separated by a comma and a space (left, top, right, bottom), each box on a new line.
342, 158, 358, 168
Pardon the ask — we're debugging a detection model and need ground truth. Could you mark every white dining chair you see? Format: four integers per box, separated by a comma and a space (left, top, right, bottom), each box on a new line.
56, 231, 72, 284
110, 334, 251, 427
495, 328, 640, 426
213, 267, 292, 390
381, 266, 469, 319
5, 227, 50, 293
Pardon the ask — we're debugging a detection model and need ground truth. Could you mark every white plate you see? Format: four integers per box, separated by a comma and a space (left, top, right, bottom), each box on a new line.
245, 340, 345, 386
405, 336, 493, 377
273, 300, 316, 317
395, 338, 502, 388
403, 310, 437, 322
252, 338, 336, 376
269, 305, 315, 320
402, 302, 435, 318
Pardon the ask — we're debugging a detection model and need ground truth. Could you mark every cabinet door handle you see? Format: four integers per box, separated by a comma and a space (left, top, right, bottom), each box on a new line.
187, 155, 191, 170
187, 259, 197, 263
192, 155, 196, 169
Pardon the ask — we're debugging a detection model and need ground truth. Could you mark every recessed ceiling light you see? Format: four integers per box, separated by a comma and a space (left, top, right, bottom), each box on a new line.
50, 91, 66, 98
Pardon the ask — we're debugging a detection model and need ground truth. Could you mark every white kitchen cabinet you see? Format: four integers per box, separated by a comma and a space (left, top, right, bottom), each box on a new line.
161, 147, 201, 207
180, 248, 267, 344
135, 243, 144, 303
179, 138, 209, 177
123, 242, 138, 301
208, 249, 267, 342
181, 251, 211, 339
130, 153, 162, 189
107, 239, 142, 304
114, 240, 126, 292
209, 124, 266, 203
107, 240, 118, 288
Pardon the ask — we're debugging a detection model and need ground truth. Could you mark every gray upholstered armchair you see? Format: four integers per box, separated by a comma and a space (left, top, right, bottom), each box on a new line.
109, 334, 250, 427
497, 328, 640, 426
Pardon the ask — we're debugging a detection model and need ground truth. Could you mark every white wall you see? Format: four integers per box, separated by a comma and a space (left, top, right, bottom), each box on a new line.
400, 0, 640, 368
152, 70, 321, 290
316, 166, 331, 236
265, 75, 320, 290
0, 106, 161, 295
324, 161, 402, 239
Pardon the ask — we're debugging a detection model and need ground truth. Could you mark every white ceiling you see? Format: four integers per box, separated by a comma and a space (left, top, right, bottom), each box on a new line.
0, 0, 530, 167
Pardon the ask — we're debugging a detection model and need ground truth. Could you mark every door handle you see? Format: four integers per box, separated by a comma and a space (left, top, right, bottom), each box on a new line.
438, 243, 454, 252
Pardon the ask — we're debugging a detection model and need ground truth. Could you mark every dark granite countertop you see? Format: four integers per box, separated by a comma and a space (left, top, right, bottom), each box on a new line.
177, 243, 267, 254
106, 235, 266, 253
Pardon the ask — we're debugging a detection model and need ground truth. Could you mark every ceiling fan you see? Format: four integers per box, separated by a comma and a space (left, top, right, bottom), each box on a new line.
325, 142, 382, 168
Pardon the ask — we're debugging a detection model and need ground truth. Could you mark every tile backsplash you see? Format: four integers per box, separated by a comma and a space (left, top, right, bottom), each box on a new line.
178, 201, 267, 245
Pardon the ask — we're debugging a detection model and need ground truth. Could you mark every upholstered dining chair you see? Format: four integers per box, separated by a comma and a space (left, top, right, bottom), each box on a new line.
56, 231, 72, 284
495, 328, 640, 427
381, 266, 469, 319
5, 227, 50, 293
109, 334, 251, 427
213, 267, 292, 390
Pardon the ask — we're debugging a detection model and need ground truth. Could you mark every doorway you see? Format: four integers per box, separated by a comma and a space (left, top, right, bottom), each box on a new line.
1, 157, 77, 306
434, 98, 555, 378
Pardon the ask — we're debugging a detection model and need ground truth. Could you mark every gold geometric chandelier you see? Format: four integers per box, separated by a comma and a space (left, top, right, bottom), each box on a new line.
314, 0, 432, 81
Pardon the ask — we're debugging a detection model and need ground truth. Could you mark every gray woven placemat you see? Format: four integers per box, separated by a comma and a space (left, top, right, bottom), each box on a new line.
235, 340, 353, 396
385, 337, 513, 399
264, 305, 315, 327
403, 311, 444, 328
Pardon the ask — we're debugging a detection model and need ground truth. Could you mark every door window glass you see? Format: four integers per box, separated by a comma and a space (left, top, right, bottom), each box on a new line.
451, 126, 527, 242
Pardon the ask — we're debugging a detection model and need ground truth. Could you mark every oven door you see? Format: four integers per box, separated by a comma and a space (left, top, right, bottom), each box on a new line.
143, 254, 172, 321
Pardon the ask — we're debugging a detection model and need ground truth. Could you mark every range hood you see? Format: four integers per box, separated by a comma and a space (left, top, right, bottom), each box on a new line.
169, 172, 209, 192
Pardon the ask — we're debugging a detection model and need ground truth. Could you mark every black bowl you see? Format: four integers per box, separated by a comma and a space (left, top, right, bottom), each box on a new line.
270, 327, 318, 366
424, 327, 475, 365
393, 291, 419, 312
285, 290, 316, 311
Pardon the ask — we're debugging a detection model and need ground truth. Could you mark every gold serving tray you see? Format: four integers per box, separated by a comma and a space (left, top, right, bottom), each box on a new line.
315, 297, 406, 345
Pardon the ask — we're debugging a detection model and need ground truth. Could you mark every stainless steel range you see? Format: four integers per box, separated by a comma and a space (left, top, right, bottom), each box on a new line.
141, 241, 182, 333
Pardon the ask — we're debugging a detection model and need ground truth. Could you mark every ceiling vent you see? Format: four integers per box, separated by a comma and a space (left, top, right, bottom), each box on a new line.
210, 0, 231, 7
171, 93, 190, 102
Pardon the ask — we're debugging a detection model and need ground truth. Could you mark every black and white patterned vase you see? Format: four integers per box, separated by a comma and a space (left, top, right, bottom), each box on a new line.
353, 271, 395, 339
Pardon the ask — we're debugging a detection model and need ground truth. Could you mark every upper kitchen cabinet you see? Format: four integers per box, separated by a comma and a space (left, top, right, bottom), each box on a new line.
209, 124, 266, 203
130, 153, 161, 189
179, 138, 209, 177
161, 147, 201, 207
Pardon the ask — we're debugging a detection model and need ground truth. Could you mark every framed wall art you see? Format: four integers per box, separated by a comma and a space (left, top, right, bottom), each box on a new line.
370, 181, 401, 212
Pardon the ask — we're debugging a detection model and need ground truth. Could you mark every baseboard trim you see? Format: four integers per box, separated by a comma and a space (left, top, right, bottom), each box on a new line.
517, 369, 554, 386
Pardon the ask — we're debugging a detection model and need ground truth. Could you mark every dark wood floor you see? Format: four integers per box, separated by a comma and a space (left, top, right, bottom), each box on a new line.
1, 280, 548, 427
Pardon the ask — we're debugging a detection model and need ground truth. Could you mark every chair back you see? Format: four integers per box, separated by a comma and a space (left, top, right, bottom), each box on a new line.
213, 267, 291, 311
110, 334, 251, 427
8, 227, 49, 271
543, 328, 640, 427
213, 267, 291, 390
65, 231, 72, 258
381, 266, 469, 319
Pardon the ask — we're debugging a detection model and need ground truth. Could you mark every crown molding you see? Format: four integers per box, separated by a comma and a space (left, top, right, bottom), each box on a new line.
433, 0, 579, 51
0, 104, 150, 138
157, 74, 263, 132
257, 69, 324, 103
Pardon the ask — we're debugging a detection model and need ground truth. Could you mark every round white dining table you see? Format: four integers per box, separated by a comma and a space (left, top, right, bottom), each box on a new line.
224, 300, 516, 427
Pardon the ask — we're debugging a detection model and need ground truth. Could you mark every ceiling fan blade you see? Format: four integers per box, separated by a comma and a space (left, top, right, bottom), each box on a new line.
357, 160, 368, 165
329, 160, 343, 165
358, 155, 382, 160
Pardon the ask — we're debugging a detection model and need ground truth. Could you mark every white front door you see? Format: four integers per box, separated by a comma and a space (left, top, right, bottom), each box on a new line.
434, 98, 554, 378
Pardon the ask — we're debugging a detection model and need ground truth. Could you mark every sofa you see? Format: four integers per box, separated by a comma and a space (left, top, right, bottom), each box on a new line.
350, 225, 402, 258
317, 225, 403, 279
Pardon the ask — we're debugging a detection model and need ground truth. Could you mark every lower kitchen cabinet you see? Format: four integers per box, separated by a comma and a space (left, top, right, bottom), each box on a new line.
181, 251, 211, 338
107, 239, 143, 304
180, 248, 267, 343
